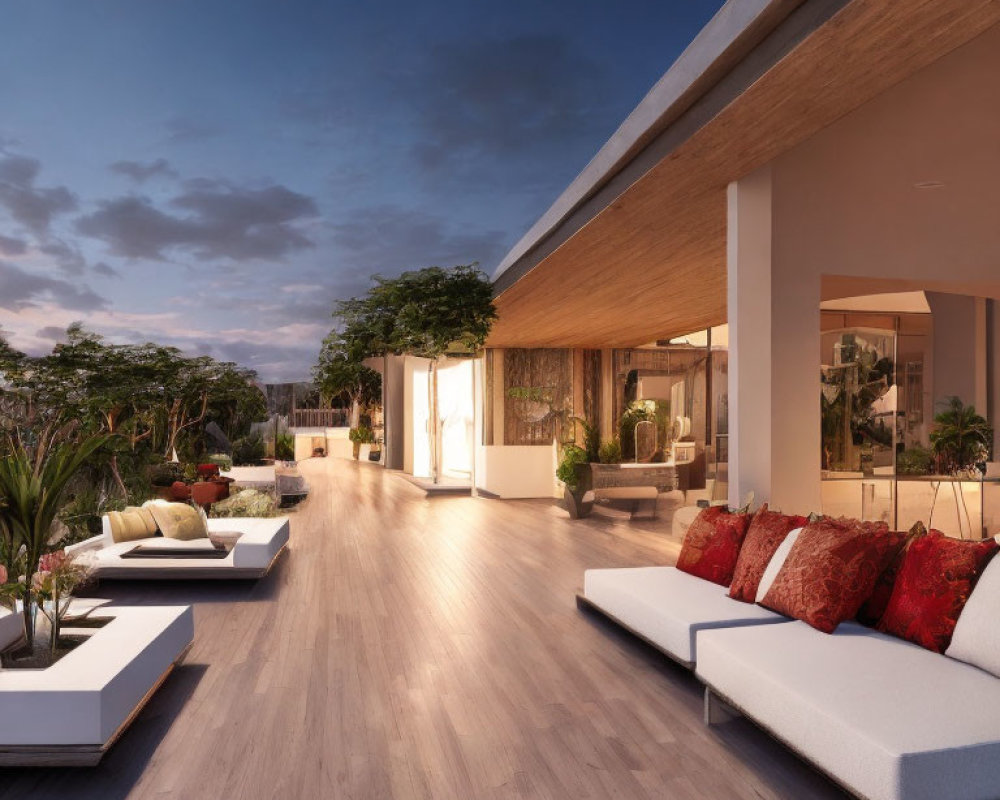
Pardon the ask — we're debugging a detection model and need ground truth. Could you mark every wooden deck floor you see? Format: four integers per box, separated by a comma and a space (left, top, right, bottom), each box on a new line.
1, 457, 846, 799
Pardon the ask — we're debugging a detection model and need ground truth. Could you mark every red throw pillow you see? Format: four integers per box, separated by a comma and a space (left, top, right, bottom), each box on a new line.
760, 518, 892, 633
676, 506, 752, 587
856, 522, 927, 627
728, 504, 808, 603
877, 531, 998, 652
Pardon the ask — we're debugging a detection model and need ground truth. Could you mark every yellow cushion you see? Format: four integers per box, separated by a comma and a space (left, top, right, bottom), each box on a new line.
123, 506, 158, 536
107, 509, 154, 543
145, 502, 209, 541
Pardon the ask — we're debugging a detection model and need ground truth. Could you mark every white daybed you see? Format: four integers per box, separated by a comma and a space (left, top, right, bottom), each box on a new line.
578, 566, 788, 668
0, 605, 193, 766
697, 620, 1000, 800
67, 516, 289, 580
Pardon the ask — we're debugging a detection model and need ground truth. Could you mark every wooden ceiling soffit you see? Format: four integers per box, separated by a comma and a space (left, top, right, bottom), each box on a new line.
488, 1, 1000, 349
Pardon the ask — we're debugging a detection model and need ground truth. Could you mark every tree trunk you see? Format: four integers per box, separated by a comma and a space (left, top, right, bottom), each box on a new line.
429, 360, 439, 484
350, 399, 360, 430
109, 453, 129, 500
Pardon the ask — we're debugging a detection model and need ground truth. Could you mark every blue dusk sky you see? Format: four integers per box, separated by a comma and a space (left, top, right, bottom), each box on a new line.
0, 0, 723, 381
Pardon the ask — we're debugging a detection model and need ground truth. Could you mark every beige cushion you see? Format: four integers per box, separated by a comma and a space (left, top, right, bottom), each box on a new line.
107, 508, 157, 543
124, 506, 158, 535
144, 502, 209, 541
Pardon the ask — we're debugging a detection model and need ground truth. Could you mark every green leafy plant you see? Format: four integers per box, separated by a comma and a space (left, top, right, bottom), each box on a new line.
618, 402, 655, 461
570, 416, 600, 463
232, 433, 266, 466
556, 445, 589, 490
930, 397, 992, 474
896, 445, 935, 476
275, 433, 295, 461
598, 438, 623, 464
349, 425, 375, 444
206, 453, 233, 471
0, 429, 109, 648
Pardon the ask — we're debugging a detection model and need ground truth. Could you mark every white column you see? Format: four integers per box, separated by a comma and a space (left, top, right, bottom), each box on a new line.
727, 168, 773, 509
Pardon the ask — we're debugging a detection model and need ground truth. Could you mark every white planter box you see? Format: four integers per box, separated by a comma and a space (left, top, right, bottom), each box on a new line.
0, 605, 194, 766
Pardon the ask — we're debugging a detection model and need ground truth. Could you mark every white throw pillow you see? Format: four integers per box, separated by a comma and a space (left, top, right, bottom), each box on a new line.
946, 554, 1000, 676
755, 527, 803, 603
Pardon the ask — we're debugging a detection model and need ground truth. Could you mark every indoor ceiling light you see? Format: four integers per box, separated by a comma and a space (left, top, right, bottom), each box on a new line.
914, 180, 945, 189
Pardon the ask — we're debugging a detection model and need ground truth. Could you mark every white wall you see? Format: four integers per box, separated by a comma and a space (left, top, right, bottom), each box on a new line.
476, 445, 560, 499
729, 23, 1000, 513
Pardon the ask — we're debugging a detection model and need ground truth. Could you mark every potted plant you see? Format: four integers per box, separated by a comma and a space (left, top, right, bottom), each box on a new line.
0, 429, 108, 650
349, 425, 374, 459
930, 397, 993, 475
557, 444, 593, 519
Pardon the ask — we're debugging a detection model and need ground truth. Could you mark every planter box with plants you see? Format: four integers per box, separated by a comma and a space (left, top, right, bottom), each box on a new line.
0, 604, 194, 766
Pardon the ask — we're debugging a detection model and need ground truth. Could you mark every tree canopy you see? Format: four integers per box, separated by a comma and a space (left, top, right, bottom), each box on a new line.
334, 264, 496, 360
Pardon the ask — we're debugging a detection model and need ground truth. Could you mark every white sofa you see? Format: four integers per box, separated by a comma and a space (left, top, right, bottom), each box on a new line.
579, 566, 788, 667
67, 516, 289, 579
697, 621, 1000, 800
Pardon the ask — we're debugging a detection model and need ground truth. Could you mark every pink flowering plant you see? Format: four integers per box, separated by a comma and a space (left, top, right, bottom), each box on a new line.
33, 550, 93, 652
0, 563, 19, 613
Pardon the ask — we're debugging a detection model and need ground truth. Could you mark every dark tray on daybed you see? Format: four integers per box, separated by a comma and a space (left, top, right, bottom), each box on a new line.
121, 545, 229, 559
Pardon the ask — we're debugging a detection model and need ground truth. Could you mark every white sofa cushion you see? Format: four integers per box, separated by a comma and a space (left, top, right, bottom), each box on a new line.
947, 554, 1000, 677
697, 621, 1000, 800
754, 526, 803, 602
583, 566, 787, 665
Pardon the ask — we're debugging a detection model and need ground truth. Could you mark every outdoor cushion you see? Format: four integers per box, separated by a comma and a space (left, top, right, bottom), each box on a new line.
582, 566, 786, 665
676, 506, 751, 586
728, 504, 807, 603
856, 521, 926, 626
107, 507, 157, 543
761, 519, 904, 633
754, 527, 803, 602
878, 531, 997, 652
948, 552, 1000, 677
144, 501, 209, 541
697, 621, 1000, 800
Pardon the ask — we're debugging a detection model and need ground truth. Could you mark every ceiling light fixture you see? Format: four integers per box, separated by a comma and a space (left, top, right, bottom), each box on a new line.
914, 180, 945, 189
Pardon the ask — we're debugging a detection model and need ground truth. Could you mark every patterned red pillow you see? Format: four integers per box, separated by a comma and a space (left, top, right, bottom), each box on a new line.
877, 531, 998, 652
676, 506, 752, 586
760, 519, 891, 633
856, 522, 927, 627
728, 504, 808, 603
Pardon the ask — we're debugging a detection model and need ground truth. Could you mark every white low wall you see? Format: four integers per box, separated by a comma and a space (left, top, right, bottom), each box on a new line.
476, 445, 560, 499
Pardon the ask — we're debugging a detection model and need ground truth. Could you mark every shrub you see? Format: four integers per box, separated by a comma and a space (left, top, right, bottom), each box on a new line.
349, 425, 375, 444
149, 462, 184, 487
232, 434, 266, 465
598, 438, 623, 464
556, 445, 589, 490
896, 445, 934, 476
206, 453, 233, 471
211, 488, 277, 518
275, 432, 295, 461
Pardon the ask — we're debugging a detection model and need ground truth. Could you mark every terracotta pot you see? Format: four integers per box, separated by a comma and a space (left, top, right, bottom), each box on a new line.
191, 481, 222, 509
170, 481, 192, 501
210, 476, 235, 500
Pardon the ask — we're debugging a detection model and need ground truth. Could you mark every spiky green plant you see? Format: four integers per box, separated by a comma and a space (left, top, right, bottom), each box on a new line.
930, 397, 993, 474
0, 429, 109, 648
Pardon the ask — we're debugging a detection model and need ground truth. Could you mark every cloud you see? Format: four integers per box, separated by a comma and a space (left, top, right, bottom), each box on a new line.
0, 233, 26, 256
92, 261, 120, 278
109, 158, 178, 183
0, 260, 107, 311
75, 182, 319, 261
39, 238, 86, 276
330, 205, 508, 276
406, 35, 612, 171
35, 325, 67, 341
0, 154, 77, 235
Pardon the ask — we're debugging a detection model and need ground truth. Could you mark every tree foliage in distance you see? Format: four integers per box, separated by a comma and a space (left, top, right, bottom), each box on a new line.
930, 396, 993, 474
314, 331, 382, 414
334, 264, 496, 360
0, 325, 267, 493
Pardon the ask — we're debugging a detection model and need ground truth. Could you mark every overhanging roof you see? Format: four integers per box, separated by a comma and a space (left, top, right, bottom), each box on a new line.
488, 0, 1000, 349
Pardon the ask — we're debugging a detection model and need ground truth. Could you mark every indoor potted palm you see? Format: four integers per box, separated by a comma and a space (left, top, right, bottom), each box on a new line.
930, 397, 993, 475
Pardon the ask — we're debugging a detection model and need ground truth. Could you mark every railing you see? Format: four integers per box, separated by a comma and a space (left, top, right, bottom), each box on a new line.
292, 408, 349, 428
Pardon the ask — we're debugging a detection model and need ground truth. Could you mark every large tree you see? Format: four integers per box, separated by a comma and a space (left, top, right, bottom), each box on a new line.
322, 264, 496, 481
314, 332, 382, 429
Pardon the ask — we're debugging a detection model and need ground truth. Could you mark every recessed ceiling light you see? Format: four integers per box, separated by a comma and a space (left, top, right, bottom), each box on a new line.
914, 181, 945, 189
